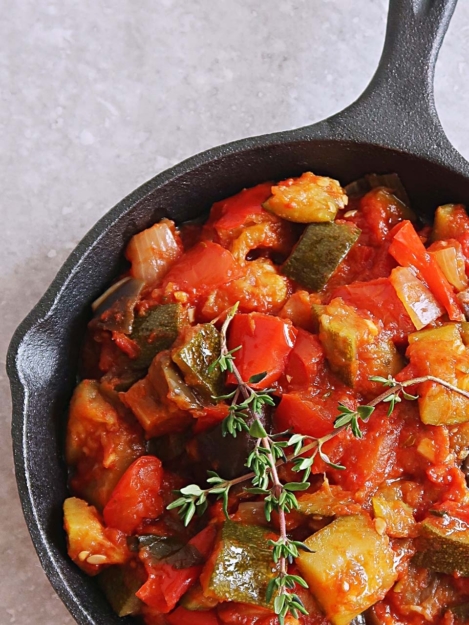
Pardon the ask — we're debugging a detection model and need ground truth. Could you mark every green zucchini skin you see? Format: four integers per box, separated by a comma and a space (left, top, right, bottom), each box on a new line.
413, 512, 469, 576
172, 323, 224, 400
131, 303, 186, 370
203, 521, 278, 607
282, 222, 361, 291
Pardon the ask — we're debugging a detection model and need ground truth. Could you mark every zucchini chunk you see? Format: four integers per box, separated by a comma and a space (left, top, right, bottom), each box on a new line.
296, 514, 397, 625
431, 204, 469, 241
263, 171, 348, 223
131, 303, 186, 370
319, 298, 403, 389
406, 323, 469, 425
200, 521, 278, 608
413, 509, 469, 575
64, 497, 129, 576
172, 324, 224, 399
99, 565, 143, 617
282, 222, 360, 292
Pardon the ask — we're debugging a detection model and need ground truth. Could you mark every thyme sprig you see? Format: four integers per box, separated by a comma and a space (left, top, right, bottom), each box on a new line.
167, 306, 469, 624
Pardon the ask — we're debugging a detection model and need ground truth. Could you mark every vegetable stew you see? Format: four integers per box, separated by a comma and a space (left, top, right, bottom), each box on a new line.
65, 171, 469, 625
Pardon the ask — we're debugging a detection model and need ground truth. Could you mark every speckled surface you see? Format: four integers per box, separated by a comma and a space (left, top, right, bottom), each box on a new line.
2, 1, 469, 623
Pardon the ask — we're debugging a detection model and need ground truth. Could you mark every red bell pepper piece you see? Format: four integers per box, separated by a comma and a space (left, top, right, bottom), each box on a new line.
162, 242, 244, 298
227, 313, 297, 389
166, 607, 220, 625
389, 221, 464, 321
103, 456, 164, 535
284, 330, 325, 389
136, 525, 217, 613
208, 182, 273, 234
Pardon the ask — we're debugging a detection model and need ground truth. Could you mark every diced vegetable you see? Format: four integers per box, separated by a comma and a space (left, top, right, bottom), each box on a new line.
206, 182, 274, 246
148, 351, 201, 412
429, 239, 468, 292
136, 525, 216, 612
318, 298, 403, 390
172, 324, 224, 399
279, 291, 319, 332
131, 303, 187, 370
163, 241, 244, 298
284, 329, 324, 389
389, 220, 464, 321
226, 312, 297, 389
296, 514, 397, 625
230, 221, 294, 264
389, 266, 444, 330
332, 278, 415, 344
431, 204, 469, 241
99, 564, 144, 617
282, 222, 360, 291
297, 481, 359, 517
92, 277, 145, 334
413, 506, 469, 575
63, 497, 129, 576
121, 376, 192, 438
200, 521, 278, 608
372, 496, 417, 538
126, 219, 183, 286
405, 325, 469, 425
359, 188, 415, 244
103, 456, 164, 534
66, 380, 145, 509
263, 171, 348, 223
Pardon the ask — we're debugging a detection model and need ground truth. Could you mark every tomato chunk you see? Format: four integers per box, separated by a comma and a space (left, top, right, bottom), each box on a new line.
103, 456, 164, 534
227, 313, 297, 388
207, 182, 273, 236
163, 242, 244, 298
389, 221, 464, 321
136, 525, 217, 613
284, 330, 325, 389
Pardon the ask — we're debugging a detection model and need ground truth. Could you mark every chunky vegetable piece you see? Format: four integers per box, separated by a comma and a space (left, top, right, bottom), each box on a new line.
66, 380, 145, 508
282, 222, 360, 291
200, 521, 278, 607
296, 515, 397, 625
65, 173, 469, 625
263, 171, 348, 223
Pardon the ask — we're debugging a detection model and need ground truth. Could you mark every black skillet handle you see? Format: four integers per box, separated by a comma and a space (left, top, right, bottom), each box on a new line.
329, 0, 460, 158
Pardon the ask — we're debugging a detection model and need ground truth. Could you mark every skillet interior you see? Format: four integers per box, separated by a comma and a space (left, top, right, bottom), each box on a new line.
10, 135, 469, 625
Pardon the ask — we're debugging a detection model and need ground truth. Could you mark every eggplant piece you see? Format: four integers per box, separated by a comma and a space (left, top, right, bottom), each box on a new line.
92, 277, 145, 334
99, 565, 143, 617
131, 303, 186, 370
201, 521, 278, 608
282, 222, 360, 292
450, 603, 469, 623
172, 324, 224, 400
190, 405, 272, 480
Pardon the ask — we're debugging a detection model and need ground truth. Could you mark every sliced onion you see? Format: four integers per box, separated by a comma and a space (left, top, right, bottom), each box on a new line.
390, 266, 444, 330
430, 247, 468, 292
126, 219, 182, 286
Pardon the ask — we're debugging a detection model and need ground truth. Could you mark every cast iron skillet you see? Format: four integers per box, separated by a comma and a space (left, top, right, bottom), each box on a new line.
7, 0, 469, 623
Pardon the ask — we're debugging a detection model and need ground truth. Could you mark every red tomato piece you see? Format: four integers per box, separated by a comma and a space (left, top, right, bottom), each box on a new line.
103, 456, 164, 534
227, 313, 297, 389
332, 278, 415, 344
162, 242, 244, 298
166, 607, 220, 625
389, 221, 464, 321
284, 330, 324, 389
137, 525, 217, 613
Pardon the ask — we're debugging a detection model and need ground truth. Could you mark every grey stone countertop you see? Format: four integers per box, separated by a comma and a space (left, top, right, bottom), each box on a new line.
2, 1, 469, 623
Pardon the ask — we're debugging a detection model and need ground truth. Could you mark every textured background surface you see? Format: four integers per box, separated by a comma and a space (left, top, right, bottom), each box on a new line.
2, 1, 469, 622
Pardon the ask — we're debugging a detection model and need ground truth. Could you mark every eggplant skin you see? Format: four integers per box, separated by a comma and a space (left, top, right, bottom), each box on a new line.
190, 406, 272, 480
